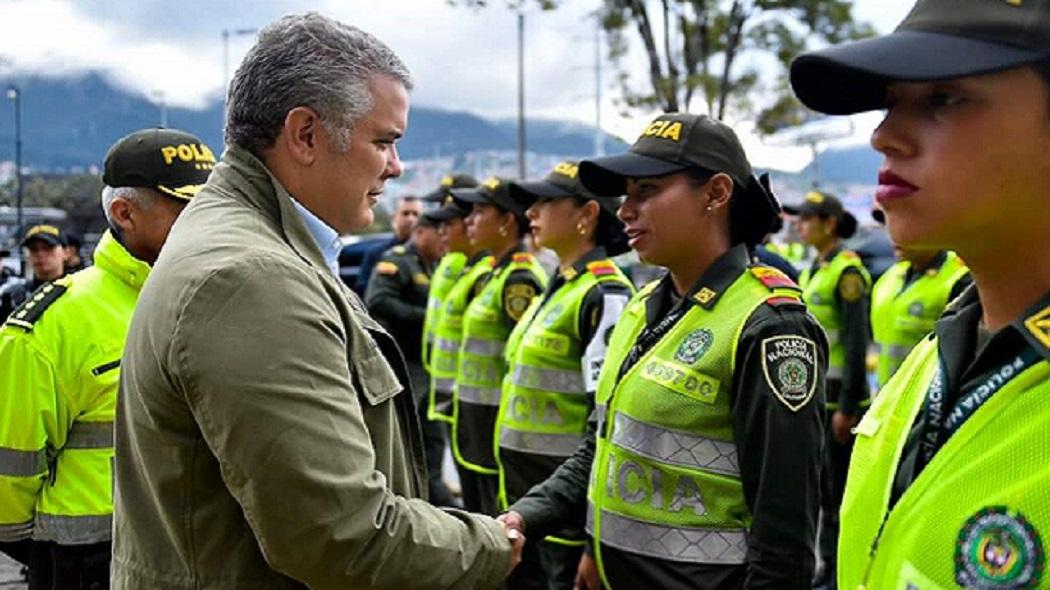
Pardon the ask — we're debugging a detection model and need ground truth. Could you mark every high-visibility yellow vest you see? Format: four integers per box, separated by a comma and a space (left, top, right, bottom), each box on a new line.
422, 252, 467, 373
870, 252, 968, 387
496, 259, 632, 541
799, 250, 870, 382
0, 231, 149, 544
587, 269, 802, 587
428, 255, 493, 423
452, 252, 546, 474
839, 335, 1050, 589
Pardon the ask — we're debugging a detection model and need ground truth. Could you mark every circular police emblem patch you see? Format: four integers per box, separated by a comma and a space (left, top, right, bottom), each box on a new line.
675, 329, 713, 365
909, 301, 925, 317
761, 335, 818, 412
956, 507, 1044, 589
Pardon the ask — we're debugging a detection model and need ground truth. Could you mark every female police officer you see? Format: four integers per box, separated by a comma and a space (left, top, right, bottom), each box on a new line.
783, 190, 870, 585
791, 1, 1050, 588
502, 113, 828, 589
496, 161, 634, 590
450, 177, 547, 516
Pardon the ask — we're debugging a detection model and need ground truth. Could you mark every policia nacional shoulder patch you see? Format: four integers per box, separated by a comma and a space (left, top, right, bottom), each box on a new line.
955, 506, 1044, 589
761, 335, 818, 412
4, 282, 68, 331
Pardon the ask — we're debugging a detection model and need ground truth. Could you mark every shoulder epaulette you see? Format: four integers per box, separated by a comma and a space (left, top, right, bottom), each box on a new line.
750, 266, 799, 291
4, 280, 69, 331
841, 250, 860, 260
764, 293, 804, 309
390, 245, 407, 255
512, 252, 534, 264
586, 260, 618, 277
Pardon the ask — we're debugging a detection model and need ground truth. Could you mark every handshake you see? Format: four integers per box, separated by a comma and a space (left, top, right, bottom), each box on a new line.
494, 511, 600, 589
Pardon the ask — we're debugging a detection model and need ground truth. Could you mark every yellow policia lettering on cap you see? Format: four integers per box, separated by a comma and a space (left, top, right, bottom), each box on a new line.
805, 191, 825, 204
483, 177, 502, 190
553, 162, 579, 179
641, 120, 683, 142
1006, 0, 1022, 6
441, 175, 454, 187
161, 143, 217, 167
1024, 305, 1050, 349
27, 225, 60, 238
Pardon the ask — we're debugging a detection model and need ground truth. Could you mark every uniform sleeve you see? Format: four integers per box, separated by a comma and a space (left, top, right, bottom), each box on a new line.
508, 408, 597, 539
578, 283, 632, 394
171, 257, 511, 590
836, 267, 871, 413
501, 269, 543, 328
0, 331, 69, 540
364, 254, 427, 324
732, 303, 827, 589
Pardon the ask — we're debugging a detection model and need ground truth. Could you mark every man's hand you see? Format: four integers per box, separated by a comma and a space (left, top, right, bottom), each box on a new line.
497, 512, 526, 575
574, 552, 600, 590
832, 410, 859, 444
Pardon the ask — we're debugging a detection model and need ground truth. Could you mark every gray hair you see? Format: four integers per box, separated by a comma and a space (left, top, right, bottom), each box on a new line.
101, 186, 155, 225
225, 13, 413, 155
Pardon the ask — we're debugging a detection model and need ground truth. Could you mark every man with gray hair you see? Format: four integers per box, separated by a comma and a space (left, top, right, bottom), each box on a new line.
113, 13, 521, 590
0, 127, 212, 590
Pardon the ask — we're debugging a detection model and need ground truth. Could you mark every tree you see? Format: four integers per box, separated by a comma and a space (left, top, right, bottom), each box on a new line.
602, 0, 874, 132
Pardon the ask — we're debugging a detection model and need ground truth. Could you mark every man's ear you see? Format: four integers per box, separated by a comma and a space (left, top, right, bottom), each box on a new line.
706, 173, 735, 211
108, 197, 135, 233
280, 106, 323, 166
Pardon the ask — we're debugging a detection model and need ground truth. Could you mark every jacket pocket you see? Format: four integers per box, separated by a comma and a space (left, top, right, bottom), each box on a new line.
355, 352, 402, 406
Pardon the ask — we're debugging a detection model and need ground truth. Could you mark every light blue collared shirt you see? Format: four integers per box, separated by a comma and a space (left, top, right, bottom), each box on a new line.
289, 197, 342, 279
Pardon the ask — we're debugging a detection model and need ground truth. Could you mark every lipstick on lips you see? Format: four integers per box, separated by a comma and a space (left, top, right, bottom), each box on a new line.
876, 170, 918, 203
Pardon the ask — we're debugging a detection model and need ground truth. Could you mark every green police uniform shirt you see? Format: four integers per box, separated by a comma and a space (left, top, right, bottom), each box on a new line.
511, 245, 828, 589
839, 286, 1050, 590
0, 231, 149, 544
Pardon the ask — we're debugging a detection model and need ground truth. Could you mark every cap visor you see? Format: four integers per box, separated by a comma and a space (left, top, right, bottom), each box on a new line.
422, 187, 447, 202
579, 153, 687, 197
429, 205, 468, 222
781, 203, 819, 216
449, 187, 491, 205
791, 30, 1050, 115
510, 180, 574, 201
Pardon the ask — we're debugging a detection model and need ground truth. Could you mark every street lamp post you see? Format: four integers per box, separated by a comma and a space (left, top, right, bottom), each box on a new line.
7, 85, 23, 275
222, 28, 258, 125
516, 11, 526, 179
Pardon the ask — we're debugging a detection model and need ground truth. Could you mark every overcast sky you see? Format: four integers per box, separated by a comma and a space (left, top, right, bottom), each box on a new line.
0, 0, 914, 170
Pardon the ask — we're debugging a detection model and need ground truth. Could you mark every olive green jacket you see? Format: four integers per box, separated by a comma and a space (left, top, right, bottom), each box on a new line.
113, 145, 511, 590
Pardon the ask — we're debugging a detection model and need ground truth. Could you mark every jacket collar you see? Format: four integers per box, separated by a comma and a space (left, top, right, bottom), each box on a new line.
93, 230, 151, 292
217, 145, 333, 276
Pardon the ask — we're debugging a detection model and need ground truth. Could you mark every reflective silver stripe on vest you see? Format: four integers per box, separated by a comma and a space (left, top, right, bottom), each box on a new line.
826, 365, 843, 380
457, 385, 501, 407
33, 513, 111, 545
587, 507, 747, 565
611, 413, 740, 477
0, 520, 33, 540
499, 426, 583, 457
595, 404, 608, 430
0, 446, 47, 477
434, 337, 460, 353
877, 343, 912, 359
463, 337, 503, 356
65, 421, 114, 449
434, 378, 455, 393
511, 365, 585, 394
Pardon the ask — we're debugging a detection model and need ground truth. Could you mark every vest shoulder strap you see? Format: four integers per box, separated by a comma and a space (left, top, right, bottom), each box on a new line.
4, 280, 69, 332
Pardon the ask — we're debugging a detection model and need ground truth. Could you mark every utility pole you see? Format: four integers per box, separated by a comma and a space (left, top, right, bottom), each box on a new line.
7, 85, 23, 275
594, 19, 604, 157
152, 90, 168, 127
517, 11, 526, 179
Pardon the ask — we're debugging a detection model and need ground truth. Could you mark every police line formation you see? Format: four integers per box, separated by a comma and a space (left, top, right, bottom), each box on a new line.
0, 1, 1047, 589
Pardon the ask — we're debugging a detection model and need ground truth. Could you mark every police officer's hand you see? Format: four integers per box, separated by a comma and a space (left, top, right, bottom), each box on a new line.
497, 514, 526, 575
832, 410, 859, 444
574, 553, 599, 590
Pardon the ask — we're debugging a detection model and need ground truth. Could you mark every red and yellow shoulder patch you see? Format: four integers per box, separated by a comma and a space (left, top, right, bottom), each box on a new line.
586, 260, 617, 277
512, 252, 535, 264
750, 266, 798, 290
376, 261, 399, 275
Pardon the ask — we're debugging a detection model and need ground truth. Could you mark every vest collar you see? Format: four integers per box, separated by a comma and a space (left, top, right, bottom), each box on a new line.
92, 230, 151, 292
467, 250, 492, 266
646, 243, 750, 324
493, 243, 526, 270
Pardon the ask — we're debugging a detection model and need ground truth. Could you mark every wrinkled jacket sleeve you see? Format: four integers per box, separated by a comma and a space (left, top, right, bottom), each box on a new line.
0, 330, 68, 540
171, 256, 511, 590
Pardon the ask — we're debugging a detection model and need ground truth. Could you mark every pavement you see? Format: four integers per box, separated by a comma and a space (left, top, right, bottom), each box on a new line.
0, 552, 26, 589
